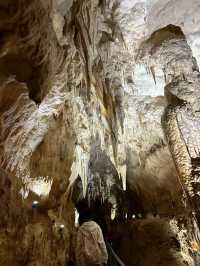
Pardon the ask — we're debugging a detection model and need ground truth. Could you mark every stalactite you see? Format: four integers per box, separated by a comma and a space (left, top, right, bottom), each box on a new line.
163, 68, 167, 83
111, 206, 116, 220
117, 164, 126, 191
162, 105, 200, 228
150, 66, 156, 84
69, 145, 90, 197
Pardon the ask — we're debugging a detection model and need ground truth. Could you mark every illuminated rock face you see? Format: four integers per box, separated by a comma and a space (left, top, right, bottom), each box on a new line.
0, 0, 200, 265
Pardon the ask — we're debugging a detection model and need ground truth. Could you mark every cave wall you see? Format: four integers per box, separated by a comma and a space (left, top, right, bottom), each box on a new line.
112, 218, 196, 266
0, 0, 126, 265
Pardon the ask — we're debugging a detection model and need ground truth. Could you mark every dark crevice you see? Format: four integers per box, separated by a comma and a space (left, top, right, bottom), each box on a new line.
0, 53, 43, 104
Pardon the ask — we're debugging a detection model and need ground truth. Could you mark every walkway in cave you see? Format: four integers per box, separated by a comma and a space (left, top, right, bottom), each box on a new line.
72, 192, 196, 266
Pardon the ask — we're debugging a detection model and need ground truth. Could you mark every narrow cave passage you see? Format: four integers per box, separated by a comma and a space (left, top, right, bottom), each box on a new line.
70, 173, 196, 266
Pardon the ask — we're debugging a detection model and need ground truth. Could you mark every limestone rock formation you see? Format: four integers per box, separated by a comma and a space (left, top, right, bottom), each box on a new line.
0, 0, 200, 265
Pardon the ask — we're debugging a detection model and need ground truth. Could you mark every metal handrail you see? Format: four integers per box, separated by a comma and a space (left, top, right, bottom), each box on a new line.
107, 242, 125, 266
